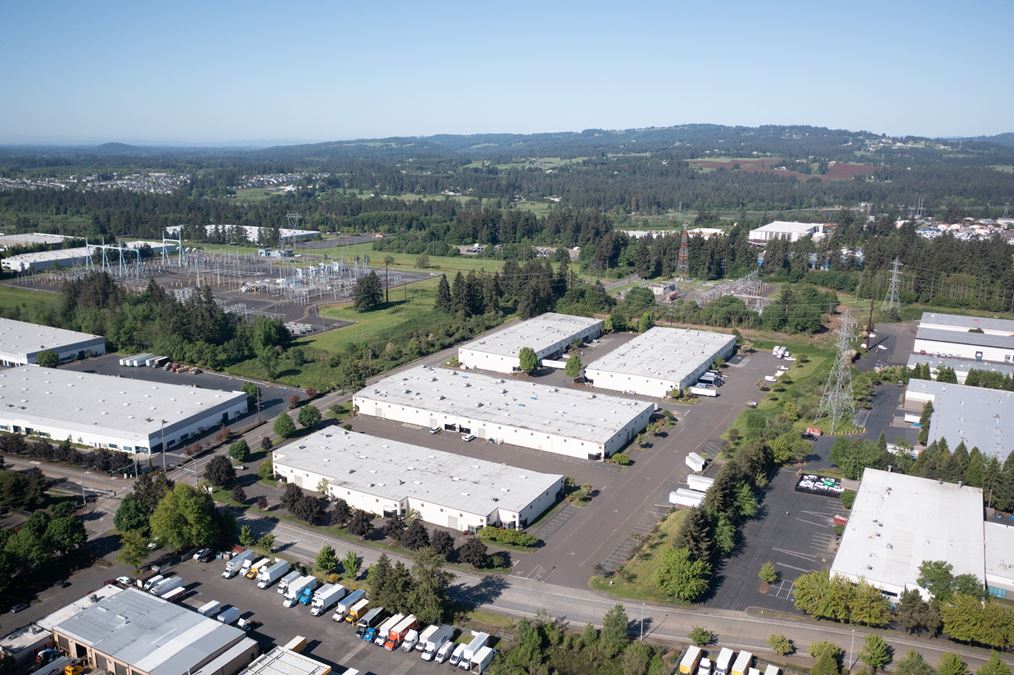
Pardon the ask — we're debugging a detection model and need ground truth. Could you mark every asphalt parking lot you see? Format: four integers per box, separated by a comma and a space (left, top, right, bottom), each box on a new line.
173, 557, 462, 675
705, 468, 843, 611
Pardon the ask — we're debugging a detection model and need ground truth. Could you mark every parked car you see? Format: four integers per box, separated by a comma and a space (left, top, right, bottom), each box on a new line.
461, 433, 475, 442
115, 576, 133, 587
52, 579, 70, 589
193, 548, 211, 561
428, 426, 441, 434
9, 602, 29, 613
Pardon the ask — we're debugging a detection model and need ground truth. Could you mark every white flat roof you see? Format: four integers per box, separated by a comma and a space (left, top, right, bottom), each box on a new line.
2, 247, 91, 264
0, 366, 246, 439
356, 364, 654, 445
751, 221, 823, 233
0, 233, 70, 247
459, 313, 601, 358
273, 428, 562, 518
0, 317, 104, 359
985, 522, 1014, 584
242, 647, 330, 675
920, 312, 1014, 334
906, 379, 1014, 460
831, 469, 984, 593
52, 587, 246, 675
915, 326, 1014, 351
906, 353, 1014, 378
586, 327, 735, 382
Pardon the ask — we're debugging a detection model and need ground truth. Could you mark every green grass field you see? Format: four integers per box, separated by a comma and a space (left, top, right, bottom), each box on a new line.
309, 242, 506, 274
0, 285, 59, 314
231, 187, 287, 203
588, 509, 688, 603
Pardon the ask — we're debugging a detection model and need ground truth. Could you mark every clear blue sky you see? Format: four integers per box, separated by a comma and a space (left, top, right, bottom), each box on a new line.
1, 1, 1011, 144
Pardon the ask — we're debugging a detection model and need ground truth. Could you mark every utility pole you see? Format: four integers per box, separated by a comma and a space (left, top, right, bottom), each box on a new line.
160, 419, 167, 472
640, 603, 645, 640
881, 257, 902, 314
865, 298, 875, 342
819, 310, 856, 433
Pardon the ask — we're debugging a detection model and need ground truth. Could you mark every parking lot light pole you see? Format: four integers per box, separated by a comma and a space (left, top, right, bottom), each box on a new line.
848, 628, 855, 672
640, 603, 645, 640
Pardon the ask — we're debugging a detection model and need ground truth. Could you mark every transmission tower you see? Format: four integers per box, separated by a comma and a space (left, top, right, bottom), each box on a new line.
819, 309, 856, 433
676, 225, 690, 279
285, 212, 302, 229
881, 257, 902, 313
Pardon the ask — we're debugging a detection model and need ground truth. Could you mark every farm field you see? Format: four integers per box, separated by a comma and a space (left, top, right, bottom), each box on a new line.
688, 157, 876, 181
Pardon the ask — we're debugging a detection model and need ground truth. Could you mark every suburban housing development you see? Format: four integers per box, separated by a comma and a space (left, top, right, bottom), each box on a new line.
353, 364, 654, 460
584, 326, 736, 397
0, 317, 106, 367
457, 312, 603, 373
0, 366, 248, 454
272, 428, 565, 530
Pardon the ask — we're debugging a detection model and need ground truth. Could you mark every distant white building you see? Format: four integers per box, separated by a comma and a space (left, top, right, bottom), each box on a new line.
458, 313, 603, 374
831, 469, 1014, 600
0, 318, 106, 367
0, 241, 177, 274
167, 224, 319, 244
748, 221, 826, 243
0, 233, 72, 251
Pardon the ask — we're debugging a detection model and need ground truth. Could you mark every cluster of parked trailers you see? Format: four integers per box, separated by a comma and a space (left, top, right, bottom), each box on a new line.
688, 369, 724, 398
220, 549, 496, 672
678, 646, 781, 675
669, 473, 714, 509
136, 571, 251, 629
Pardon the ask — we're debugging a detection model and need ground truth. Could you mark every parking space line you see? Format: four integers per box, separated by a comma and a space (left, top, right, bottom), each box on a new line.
772, 547, 819, 562
794, 517, 828, 528
775, 561, 813, 573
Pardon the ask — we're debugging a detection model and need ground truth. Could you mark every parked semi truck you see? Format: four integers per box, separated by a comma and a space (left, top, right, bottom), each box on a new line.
384, 614, 418, 650
419, 624, 455, 660
310, 583, 346, 616
283, 575, 317, 608
371, 614, 403, 645
222, 549, 255, 578
332, 588, 366, 622
150, 576, 183, 597
245, 557, 272, 580
256, 560, 290, 589
355, 607, 387, 637
715, 648, 735, 675
276, 570, 301, 595
345, 598, 369, 623
297, 583, 318, 606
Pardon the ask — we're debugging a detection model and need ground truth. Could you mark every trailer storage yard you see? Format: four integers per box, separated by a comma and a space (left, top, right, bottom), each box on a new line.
353, 364, 654, 460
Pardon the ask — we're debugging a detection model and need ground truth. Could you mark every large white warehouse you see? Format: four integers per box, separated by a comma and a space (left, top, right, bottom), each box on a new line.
0, 317, 106, 367
458, 312, 603, 373
273, 428, 565, 531
748, 221, 826, 243
904, 379, 1014, 460
353, 365, 654, 460
913, 312, 1014, 364
0, 367, 248, 454
585, 327, 737, 398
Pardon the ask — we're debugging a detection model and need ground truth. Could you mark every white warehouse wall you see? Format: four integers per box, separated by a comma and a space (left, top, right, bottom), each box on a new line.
913, 338, 1014, 364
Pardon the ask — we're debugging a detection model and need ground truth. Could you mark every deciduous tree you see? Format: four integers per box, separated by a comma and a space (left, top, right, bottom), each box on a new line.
654, 547, 711, 602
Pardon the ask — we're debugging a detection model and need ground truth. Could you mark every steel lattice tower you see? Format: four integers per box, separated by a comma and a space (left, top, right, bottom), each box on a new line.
819, 310, 856, 434
881, 257, 902, 313
676, 226, 690, 279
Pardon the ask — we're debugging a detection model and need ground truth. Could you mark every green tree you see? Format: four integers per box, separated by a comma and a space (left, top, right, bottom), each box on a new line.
850, 580, 893, 627
117, 529, 149, 572
688, 626, 717, 646
149, 483, 220, 551
227, 440, 249, 463
36, 350, 60, 368
114, 493, 149, 533
654, 547, 711, 602
937, 654, 969, 675
809, 642, 844, 675
600, 604, 630, 658
621, 640, 658, 675
133, 470, 174, 514
518, 346, 538, 375
895, 650, 934, 675
734, 483, 758, 519
767, 633, 794, 656
241, 382, 260, 411
977, 653, 1012, 675
435, 275, 452, 311
273, 413, 296, 439
342, 550, 361, 579
238, 524, 255, 547
297, 404, 322, 429
401, 520, 430, 550
203, 455, 236, 487
637, 310, 655, 333
407, 548, 452, 624
713, 515, 736, 556
918, 401, 933, 445
316, 543, 338, 574
256, 532, 275, 552
859, 635, 892, 672
458, 537, 489, 568
258, 459, 273, 481
918, 560, 960, 601
565, 354, 583, 378
353, 271, 384, 311
348, 510, 373, 538
430, 530, 455, 559
758, 561, 779, 584
45, 516, 86, 555
896, 589, 940, 635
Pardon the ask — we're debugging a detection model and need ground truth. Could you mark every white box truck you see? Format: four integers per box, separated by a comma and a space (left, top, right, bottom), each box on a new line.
764, 665, 780, 675
256, 559, 290, 589
223, 549, 255, 578
419, 624, 454, 659
715, 648, 735, 675
276, 570, 301, 595
669, 488, 706, 508
687, 475, 714, 492
283, 575, 317, 608
197, 600, 222, 617
470, 646, 495, 673
459, 632, 489, 669
332, 588, 366, 622
679, 646, 703, 675
217, 606, 241, 624
373, 614, 403, 645
686, 452, 707, 473
310, 583, 347, 616
401, 628, 420, 652
731, 651, 753, 675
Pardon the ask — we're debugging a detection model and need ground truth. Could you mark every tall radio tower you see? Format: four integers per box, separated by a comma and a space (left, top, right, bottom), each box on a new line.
819, 310, 856, 434
881, 257, 902, 313
676, 226, 690, 279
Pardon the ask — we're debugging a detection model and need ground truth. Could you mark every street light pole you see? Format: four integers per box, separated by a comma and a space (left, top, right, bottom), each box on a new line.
640, 602, 645, 640
848, 628, 855, 673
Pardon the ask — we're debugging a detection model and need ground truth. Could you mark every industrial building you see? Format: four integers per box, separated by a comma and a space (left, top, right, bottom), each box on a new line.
353, 365, 654, 460
51, 586, 257, 675
584, 327, 737, 398
904, 379, 1014, 460
831, 469, 1014, 600
0, 241, 178, 273
906, 353, 1014, 384
458, 313, 603, 373
0, 317, 106, 367
0, 366, 248, 454
747, 221, 826, 243
273, 428, 565, 530
918, 311, 1014, 336
0, 232, 71, 250
242, 638, 330, 675
913, 326, 1014, 364
167, 224, 319, 244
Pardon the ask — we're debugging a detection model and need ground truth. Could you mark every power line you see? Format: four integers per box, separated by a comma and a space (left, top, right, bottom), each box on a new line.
881, 257, 902, 313
819, 309, 856, 434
